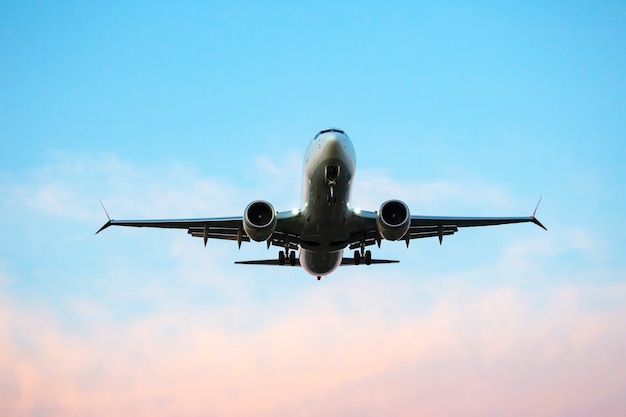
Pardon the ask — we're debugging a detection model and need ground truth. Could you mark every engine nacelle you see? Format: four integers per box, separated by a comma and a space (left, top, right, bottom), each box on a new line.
243, 200, 277, 242
377, 199, 411, 241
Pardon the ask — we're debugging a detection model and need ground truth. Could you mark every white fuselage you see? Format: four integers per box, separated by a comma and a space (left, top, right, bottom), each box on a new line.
298, 129, 356, 276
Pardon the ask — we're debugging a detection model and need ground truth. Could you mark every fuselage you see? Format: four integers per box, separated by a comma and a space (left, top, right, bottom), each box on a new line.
298, 128, 356, 277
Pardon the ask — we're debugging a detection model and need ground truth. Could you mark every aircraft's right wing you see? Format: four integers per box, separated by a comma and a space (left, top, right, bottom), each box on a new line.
96, 216, 247, 240
96, 210, 305, 249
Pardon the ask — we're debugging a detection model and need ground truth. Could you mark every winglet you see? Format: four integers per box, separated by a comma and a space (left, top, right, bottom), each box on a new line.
96, 200, 112, 234
531, 196, 547, 231
95, 220, 112, 234
99, 199, 111, 220
532, 196, 542, 217
531, 216, 547, 231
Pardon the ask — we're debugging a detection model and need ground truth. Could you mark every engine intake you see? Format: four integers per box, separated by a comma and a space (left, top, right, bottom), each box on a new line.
244, 200, 277, 242
377, 199, 411, 241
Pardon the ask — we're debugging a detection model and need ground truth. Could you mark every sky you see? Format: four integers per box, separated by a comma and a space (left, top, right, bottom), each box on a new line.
1, 1, 625, 416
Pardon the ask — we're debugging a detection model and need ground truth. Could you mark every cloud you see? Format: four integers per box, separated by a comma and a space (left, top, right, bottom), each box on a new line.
254, 154, 286, 176
1, 151, 622, 416
1, 278, 625, 417
3, 154, 241, 224
252, 151, 304, 207
0, 263, 11, 286
2, 151, 533, 230
350, 168, 519, 214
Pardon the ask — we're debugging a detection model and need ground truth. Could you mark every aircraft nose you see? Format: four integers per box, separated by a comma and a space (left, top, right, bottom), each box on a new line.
324, 135, 345, 157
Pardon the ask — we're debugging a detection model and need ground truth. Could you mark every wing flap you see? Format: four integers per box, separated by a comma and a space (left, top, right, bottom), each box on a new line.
188, 231, 251, 243
267, 231, 300, 251
408, 225, 458, 239
410, 215, 546, 230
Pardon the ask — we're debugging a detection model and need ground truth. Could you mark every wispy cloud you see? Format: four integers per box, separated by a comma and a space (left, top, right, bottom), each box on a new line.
1, 279, 625, 417
0, 152, 622, 417
350, 168, 519, 214
2, 153, 249, 229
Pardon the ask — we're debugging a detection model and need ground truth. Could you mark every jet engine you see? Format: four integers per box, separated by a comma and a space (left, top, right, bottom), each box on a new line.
377, 199, 411, 241
243, 200, 277, 242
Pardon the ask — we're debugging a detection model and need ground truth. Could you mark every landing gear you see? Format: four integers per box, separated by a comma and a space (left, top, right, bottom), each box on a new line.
327, 187, 337, 204
326, 165, 339, 204
317, 276, 321, 281
278, 250, 297, 266
354, 249, 372, 266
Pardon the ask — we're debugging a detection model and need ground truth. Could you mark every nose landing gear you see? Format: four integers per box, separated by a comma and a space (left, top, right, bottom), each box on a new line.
326, 165, 340, 204
325, 165, 340, 185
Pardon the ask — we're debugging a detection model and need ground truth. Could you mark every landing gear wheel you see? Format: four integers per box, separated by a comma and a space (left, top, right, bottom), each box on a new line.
365, 250, 372, 265
278, 251, 285, 265
354, 250, 361, 266
289, 251, 296, 266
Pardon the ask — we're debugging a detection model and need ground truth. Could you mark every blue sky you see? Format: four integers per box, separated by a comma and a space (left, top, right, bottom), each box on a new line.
1, 2, 625, 416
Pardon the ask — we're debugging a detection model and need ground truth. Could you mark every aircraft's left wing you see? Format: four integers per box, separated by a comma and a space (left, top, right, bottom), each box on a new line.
346, 210, 546, 249
409, 215, 546, 230
408, 214, 546, 243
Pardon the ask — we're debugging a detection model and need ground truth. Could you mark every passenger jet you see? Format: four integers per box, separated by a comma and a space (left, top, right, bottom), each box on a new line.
97, 128, 546, 279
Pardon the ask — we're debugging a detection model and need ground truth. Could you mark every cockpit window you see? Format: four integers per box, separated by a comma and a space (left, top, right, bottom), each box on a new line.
314, 128, 345, 140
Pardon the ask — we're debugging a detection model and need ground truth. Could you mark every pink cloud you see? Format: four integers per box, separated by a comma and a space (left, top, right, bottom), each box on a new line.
1, 281, 625, 417
0, 153, 620, 416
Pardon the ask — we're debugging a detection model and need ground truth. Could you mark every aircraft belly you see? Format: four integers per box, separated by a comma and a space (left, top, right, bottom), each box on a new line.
299, 225, 349, 251
300, 248, 343, 276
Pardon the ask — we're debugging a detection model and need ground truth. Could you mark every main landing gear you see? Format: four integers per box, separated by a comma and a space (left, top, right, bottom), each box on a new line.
278, 250, 296, 266
354, 249, 372, 265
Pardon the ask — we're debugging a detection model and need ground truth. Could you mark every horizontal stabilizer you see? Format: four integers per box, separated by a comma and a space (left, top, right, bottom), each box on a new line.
235, 258, 399, 266
340, 258, 399, 265
235, 259, 301, 266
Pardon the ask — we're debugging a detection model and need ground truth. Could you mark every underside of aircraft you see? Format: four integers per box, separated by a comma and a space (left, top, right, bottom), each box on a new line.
97, 128, 546, 279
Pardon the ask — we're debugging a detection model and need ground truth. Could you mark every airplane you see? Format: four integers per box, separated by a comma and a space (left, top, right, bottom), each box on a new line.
97, 128, 546, 280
